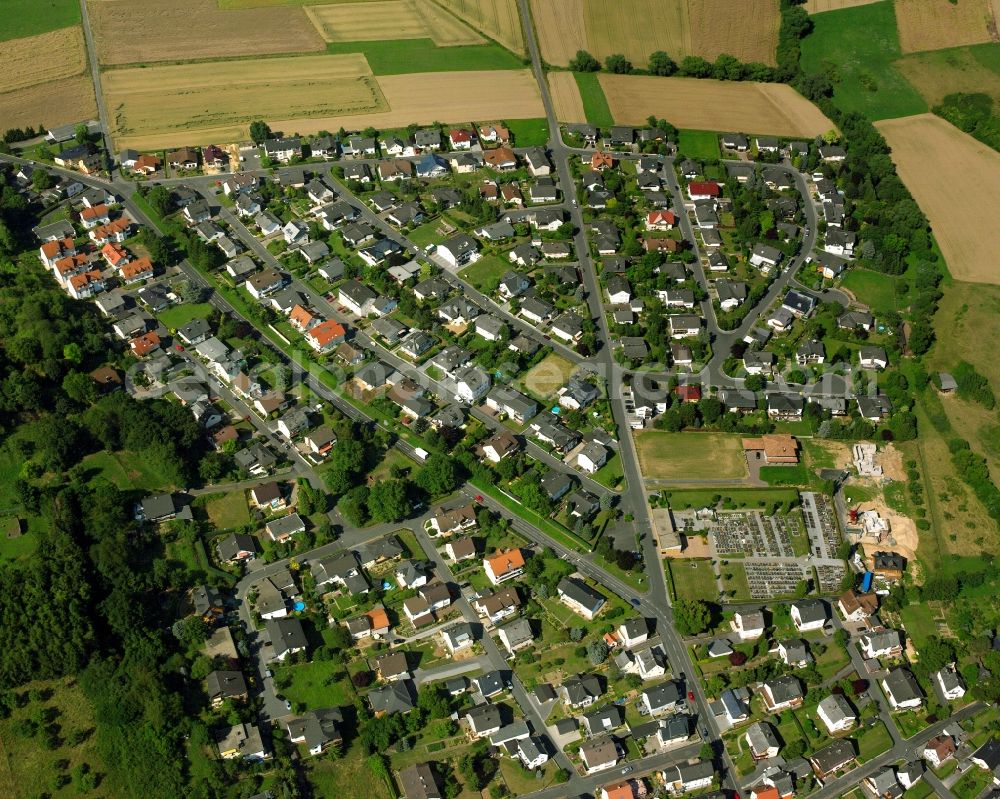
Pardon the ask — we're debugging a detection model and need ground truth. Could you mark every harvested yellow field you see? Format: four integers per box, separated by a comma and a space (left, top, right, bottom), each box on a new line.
530, 0, 587, 67
548, 71, 586, 122
804, 0, 881, 13
269, 68, 543, 135
89, 0, 325, 65
105, 54, 386, 150
0, 76, 97, 131
895, 0, 1000, 54
0, 27, 87, 93
305, 1, 483, 46
896, 47, 1000, 106
598, 75, 835, 136
876, 114, 1000, 285
531, 0, 779, 67
433, 0, 526, 54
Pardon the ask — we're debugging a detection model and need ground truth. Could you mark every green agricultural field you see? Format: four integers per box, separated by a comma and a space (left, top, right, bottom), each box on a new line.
325, 38, 524, 74
506, 117, 549, 146
800, 0, 927, 120
156, 302, 214, 330
678, 129, 722, 160
668, 558, 718, 602
0, 0, 80, 41
634, 431, 748, 480
573, 72, 615, 128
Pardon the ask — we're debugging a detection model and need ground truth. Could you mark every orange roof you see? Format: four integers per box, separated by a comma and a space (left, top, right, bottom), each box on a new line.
647, 211, 676, 225
485, 548, 524, 576
591, 151, 615, 169
289, 304, 314, 330
121, 258, 153, 279
483, 146, 516, 167
366, 607, 390, 630
750, 787, 781, 799
308, 319, 345, 347
91, 217, 132, 238
54, 253, 90, 276
130, 331, 160, 357
80, 204, 109, 221
102, 241, 129, 266
602, 782, 635, 799
68, 270, 102, 290
41, 237, 74, 259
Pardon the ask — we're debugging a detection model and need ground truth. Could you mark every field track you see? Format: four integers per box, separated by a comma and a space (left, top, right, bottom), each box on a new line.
876, 114, 1000, 285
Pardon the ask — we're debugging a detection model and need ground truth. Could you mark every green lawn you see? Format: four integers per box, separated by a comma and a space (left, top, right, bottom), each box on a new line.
157, 302, 214, 330
0, 522, 38, 563
325, 38, 525, 74
407, 220, 447, 248
506, 117, 550, 147
952, 764, 994, 799
573, 72, 615, 128
856, 720, 892, 762
898, 602, 941, 650
759, 464, 811, 487
678, 130, 722, 161
840, 268, 901, 314
668, 558, 718, 602
305, 742, 395, 799
800, 0, 926, 120
634, 431, 747, 480
592, 453, 625, 490
0, 0, 79, 41
201, 491, 251, 531
277, 660, 356, 710
81, 450, 175, 491
459, 254, 510, 290
661, 488, 800, 510
0, 677, 109, 799
719, 561, 751, 602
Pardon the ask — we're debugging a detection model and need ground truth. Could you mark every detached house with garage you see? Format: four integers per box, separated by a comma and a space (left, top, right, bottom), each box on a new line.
483, 549, 525, 586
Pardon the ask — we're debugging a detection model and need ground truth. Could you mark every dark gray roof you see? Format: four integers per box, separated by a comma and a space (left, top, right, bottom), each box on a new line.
557, 577, 606, 614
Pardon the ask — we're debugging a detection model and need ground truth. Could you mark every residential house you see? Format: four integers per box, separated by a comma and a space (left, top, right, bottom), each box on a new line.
436, 234, 478, 269
859, 346, 888, 370
778, 639, 812, 668
484, 549, 525, 586
306, 320, 347, 352
882, 668, 923, 710
860, 629, 903, 659
481, 430, 520, 463
663, 761, 715, 794
399, 763, 441, 799
732, 610, 765, 640
582, 705, 625, 737
557, 577, 606, 620
216, 722, 268, 762
368, 680, 415, 715
810, 739, 856, 779
761, 675, 804, 711
817, 693, 857, 734
265, 513, 305, 543
579, 737, 621, 773
561, 674, 603, 708
641, 681, 682, 716
266, 617, 307, 662
472, 587, 521, 624
933, 665, 966, 701
746, 721, 781, 760
922, 735, 956, 768
497, 617, 534, 656
206, 670, 248, 709
791, 600, 827, 632
837, 589, 879, 622
286, 708, 343, 757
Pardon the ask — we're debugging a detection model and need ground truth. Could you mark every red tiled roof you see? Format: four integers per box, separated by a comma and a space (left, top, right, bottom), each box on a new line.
688, 181, 720, 196
308, 319, 346, 348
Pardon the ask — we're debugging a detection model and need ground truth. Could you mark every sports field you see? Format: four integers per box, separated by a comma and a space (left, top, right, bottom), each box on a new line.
305, 1, 483, 45
876, 113, 1000, 285
530, 0, 779, 67
89, 0, 325, 65
894, 0, 1000, 54
105, 53, 386, 149
521, 354, 577, 400
597, 75, 835, 137
268, 68, 544, 138
633, 431, 748, 480
895, 43, 1000, 107
800, 0, 927, 120
433, 0, 525, 55
548, 72, 586, 123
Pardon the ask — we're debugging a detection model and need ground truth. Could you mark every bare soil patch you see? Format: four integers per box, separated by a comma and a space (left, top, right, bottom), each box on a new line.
804, 0, 881, 13
548, 71, 587, 122
105, 53, 385, 149
894, 0, 999, 54
89, 0, 325, 65
433, 0, 525, 54
0, 27, 87, 92
876, 114, 1000, 284
0, 75, 96, 131
598, 74, 835, 136
268, 68, 543, 136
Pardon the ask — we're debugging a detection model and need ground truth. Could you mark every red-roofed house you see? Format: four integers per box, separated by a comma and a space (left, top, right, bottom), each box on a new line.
121, 257, 154, 284
202, 144, 227, 168
449, 129, 474, 149
478, 123, 510, 144
80, 204, 111, 229
53, 253, 91, 284
133, 154, 162, 175
101, 242, 130, 269
130, 331, 161, 357
675, 385, 702, 403
68, 269, 106, 300
645, 211, 676, 231
483, 146, 517, 171
306, 320, 346, 352
289, 304, 317, 333
687, 181, 721, 200
601, 782, 636, 799
89, 216, 133, 245
39, 238, 76, 269
483, 548, 525, 585
591, 152, 615, 171
643, 238, 680, 253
